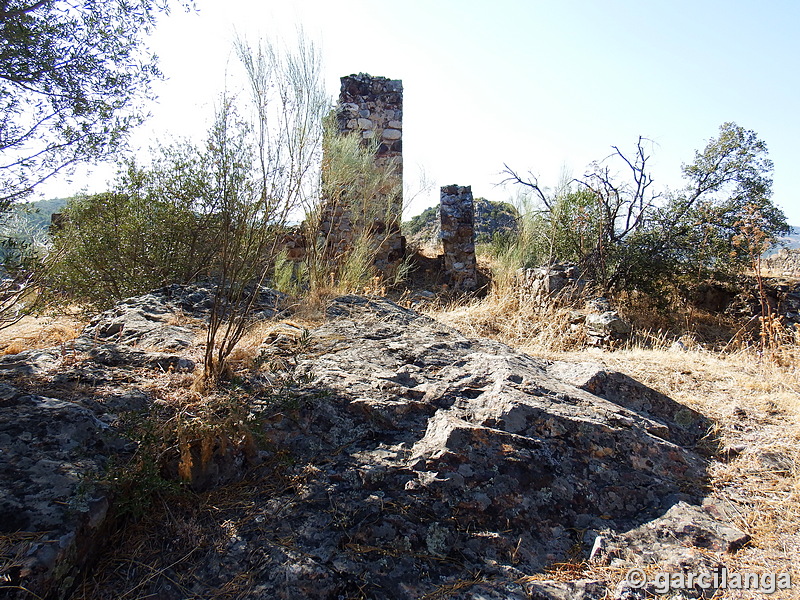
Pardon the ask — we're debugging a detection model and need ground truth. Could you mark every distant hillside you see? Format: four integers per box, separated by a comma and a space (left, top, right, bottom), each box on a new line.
3, 197, 68, 237
779, 226, 800, 250
404, 197, 518, 246
763, 225, 800, 257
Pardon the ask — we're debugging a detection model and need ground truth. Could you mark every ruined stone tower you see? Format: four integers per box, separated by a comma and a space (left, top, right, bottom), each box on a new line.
320, 74, 405, 278
440, 185, 478, 291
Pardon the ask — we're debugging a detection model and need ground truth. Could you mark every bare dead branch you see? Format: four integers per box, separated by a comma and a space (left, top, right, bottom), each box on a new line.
500, 163, 552, 210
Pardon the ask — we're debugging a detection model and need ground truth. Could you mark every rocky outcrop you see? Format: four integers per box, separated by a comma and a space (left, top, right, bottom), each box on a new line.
0, 289, 746, 600
0, 378, 127, 599
405, 197, 519, 248
229, 295, 708, 598
546, 361, 711, 449
0, 283, 284, 599
78, 283, 284, 351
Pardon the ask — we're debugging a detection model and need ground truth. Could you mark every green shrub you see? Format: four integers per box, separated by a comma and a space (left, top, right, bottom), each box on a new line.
47, 150, 219, 308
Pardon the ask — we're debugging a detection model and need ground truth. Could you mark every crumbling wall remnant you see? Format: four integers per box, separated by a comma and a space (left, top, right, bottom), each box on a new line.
320, 73, 405, 277
440, 185, 478, 291
763, 247, 800, 278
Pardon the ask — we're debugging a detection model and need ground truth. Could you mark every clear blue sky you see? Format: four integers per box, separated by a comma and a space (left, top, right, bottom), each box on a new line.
42, 0, 800, 224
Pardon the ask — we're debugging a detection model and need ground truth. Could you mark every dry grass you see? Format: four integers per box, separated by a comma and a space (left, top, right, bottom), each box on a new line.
73, 466, 297, 600
0, 311, 85, 354
427, 288, 588, 353
595, 348, 800, 599
223, 318, 320, 376
429, 291, 800, 599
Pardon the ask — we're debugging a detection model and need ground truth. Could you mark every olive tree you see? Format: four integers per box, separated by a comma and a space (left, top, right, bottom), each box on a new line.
47, 144, 220, 308
0, 0, 191, 207
0, 0, 191, 327
619, 123, 787, 292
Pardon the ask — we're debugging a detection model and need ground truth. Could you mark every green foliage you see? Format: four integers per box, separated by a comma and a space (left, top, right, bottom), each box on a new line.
501, 123, 789, 296
46, 32, 328, 383
0, 0, 192, 206
404, 205, 438, 237
3, 198, 68, 237
545, 187, 602, 263
489, 179, 596, 284
47, 146, 219, 308
618, 123, 788, 292
0, 202, 52, 266
488, 193, 548, 287
272, 249, 308, 296
0, 0, 188, 324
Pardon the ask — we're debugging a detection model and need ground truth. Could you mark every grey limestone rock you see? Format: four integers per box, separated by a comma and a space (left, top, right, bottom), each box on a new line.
211, 294, 712, 598
0, 290, 748, 600
77, 282, 285, 351
0, 387, 124, 599
545, 361, 712, 448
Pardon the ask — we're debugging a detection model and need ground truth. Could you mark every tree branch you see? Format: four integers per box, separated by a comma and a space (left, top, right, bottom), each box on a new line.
500, 163, 552, 210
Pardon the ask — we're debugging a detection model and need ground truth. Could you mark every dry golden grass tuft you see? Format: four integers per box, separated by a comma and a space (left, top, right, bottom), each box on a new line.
223, 318, 320, 376
426, 288, 588, 354
430, 290, 800, 598
0, 312, 86, 354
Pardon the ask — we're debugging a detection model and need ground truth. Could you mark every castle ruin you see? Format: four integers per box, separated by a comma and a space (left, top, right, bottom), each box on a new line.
440, 185, 478, 291
319, 74, 405, 278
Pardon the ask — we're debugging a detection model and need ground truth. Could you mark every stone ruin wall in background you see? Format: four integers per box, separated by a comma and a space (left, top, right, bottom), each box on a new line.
319, 74, 405, 277
440, 185, 478, 291
763, 248, 800, 278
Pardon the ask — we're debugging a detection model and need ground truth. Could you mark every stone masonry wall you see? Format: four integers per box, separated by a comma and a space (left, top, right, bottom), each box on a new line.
320, 74, 405, 277
440, 185, 478, 291
763, 247, 800, 278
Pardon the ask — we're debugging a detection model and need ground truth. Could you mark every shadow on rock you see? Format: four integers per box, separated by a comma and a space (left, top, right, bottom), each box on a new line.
165, 295, 712, 599
1, 292, 735, 600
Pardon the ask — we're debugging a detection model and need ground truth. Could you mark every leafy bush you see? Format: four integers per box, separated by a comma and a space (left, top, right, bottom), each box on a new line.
47, 148, 220, 308
501, 123, 789, 296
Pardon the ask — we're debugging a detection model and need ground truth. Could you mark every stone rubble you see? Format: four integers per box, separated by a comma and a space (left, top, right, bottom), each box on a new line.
763, 247, 800, 278
515, 263, 586, 301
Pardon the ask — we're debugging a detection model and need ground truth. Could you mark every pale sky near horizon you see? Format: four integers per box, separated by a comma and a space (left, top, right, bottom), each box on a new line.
39, 0, 800, 225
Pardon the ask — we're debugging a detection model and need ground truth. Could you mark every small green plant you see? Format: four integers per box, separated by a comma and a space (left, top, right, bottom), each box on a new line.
105, 414, 184, 521
271, 249, 308, 296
